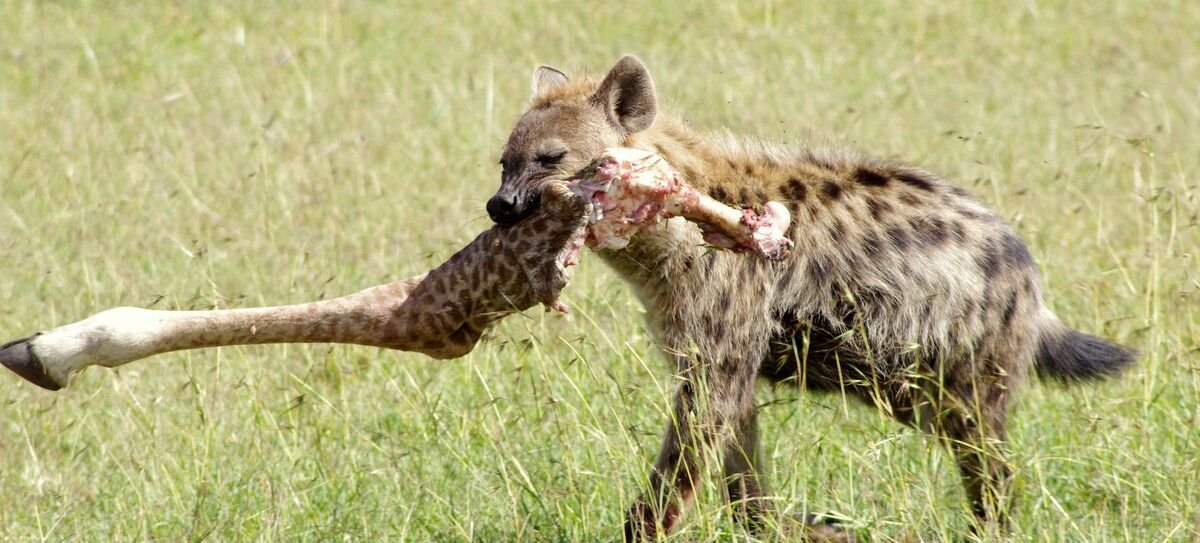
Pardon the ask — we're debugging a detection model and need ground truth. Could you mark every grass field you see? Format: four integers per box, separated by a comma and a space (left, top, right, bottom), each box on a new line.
1, 2, 1198, 541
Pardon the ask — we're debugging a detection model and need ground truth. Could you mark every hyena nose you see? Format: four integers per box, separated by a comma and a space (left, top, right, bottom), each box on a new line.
487, 193, 521, 225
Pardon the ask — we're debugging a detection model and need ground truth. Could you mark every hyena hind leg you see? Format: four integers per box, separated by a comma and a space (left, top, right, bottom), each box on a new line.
933, 390, 1014, 534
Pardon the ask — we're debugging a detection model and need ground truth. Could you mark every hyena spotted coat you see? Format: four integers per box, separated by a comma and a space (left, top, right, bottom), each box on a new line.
490, 55, 1135, 541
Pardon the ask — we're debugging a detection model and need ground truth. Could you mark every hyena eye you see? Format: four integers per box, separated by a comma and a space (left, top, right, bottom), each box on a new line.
535, 151, 566, 166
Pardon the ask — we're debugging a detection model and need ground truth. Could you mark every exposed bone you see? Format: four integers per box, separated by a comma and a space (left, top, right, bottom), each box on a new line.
1, 149, 793, 391
571, 147, 793, 260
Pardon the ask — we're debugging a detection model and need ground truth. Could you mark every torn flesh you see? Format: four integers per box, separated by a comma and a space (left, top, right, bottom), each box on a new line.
567, 147, 793, 260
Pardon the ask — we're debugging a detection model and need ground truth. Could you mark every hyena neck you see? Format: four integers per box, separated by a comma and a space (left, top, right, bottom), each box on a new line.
624, 116, 732, 190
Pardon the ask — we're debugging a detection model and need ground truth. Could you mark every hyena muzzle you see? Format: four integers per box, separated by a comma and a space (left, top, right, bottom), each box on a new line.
492, 55, 1136, 541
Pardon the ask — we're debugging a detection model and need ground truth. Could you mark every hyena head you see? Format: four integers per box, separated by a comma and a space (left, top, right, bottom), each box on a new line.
488, 55, 658, 225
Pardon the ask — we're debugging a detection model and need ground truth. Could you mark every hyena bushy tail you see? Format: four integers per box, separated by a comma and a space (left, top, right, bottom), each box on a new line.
1035, 310, 1137, 383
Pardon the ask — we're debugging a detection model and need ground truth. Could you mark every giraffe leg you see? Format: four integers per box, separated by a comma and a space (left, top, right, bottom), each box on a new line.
0, 276, 481, 390
3, 181, 591, 391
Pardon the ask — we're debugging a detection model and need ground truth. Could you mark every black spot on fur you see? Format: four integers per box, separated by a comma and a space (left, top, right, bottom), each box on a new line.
829, 218, 847, 241
947, 220, 967, 243
718, 358, 741, 377
919, 300, 934, 322
820, 181, 843, 200
711, 322, 728, 345
1001, 231, 1035, 270
785, 178, 808, 201
911, 216, 950, 246
680, 255, 695, 274
807, 256, 830, 281
710, 186, 730, 203
867, 198, 892, 221
975, 238, 1003, 279
861, 232, 883, 258
853, 168, 889, 187
949, 185, 972, 198
962, 299, 977, 322
779, 262, 797, 288
899, 193, 922, 206
930, 217, 951, 244
738, 187, 751, 203
1001, 291, 1019, 327
842, 246, 863, 270
886, 225, 911, 250
907, 217, 925, 238
896, 171, 935, 192
980, 290, 997, 315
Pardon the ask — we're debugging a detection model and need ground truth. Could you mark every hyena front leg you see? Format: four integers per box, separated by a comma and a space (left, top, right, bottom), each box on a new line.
723, 408, 770, 525
625, 356, 759, 541
625, 358, 856, 543
724, 410, 856, 542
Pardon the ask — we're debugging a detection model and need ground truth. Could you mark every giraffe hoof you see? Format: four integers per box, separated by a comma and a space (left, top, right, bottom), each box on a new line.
0, 335, 63, 391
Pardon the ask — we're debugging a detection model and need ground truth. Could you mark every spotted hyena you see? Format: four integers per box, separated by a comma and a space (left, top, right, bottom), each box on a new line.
489, 55, 1136, 541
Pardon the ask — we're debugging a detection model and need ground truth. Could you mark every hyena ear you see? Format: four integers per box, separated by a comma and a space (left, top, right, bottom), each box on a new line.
591, 55, 657, 133
531, 65, 569, 97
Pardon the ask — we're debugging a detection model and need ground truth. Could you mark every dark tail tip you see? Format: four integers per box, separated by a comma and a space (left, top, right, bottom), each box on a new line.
0, 336, 64, 391
1036, 327, 1137, 383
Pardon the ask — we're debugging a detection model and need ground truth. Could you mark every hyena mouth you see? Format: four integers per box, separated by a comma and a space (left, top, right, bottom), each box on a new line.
489, 179, 550, 225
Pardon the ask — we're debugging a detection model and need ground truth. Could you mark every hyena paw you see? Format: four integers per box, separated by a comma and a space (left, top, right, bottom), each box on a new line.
734, 507, 858, 542
793, 512, 858, 543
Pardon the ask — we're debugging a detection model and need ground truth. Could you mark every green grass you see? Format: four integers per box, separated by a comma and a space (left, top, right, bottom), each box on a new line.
1, 1, 1197, 541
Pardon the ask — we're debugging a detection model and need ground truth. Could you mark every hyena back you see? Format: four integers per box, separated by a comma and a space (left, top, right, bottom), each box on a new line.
491, 55, 1136, 541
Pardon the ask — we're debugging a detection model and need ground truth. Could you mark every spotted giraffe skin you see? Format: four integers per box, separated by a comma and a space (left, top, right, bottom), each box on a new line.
0, 182, 588, 391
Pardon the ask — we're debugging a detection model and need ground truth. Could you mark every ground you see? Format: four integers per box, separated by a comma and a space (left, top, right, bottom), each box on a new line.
1, 2, 1197, 541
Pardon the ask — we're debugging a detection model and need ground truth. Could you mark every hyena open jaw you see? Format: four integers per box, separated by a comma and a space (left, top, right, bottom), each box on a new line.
491, 56, 1137, 541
